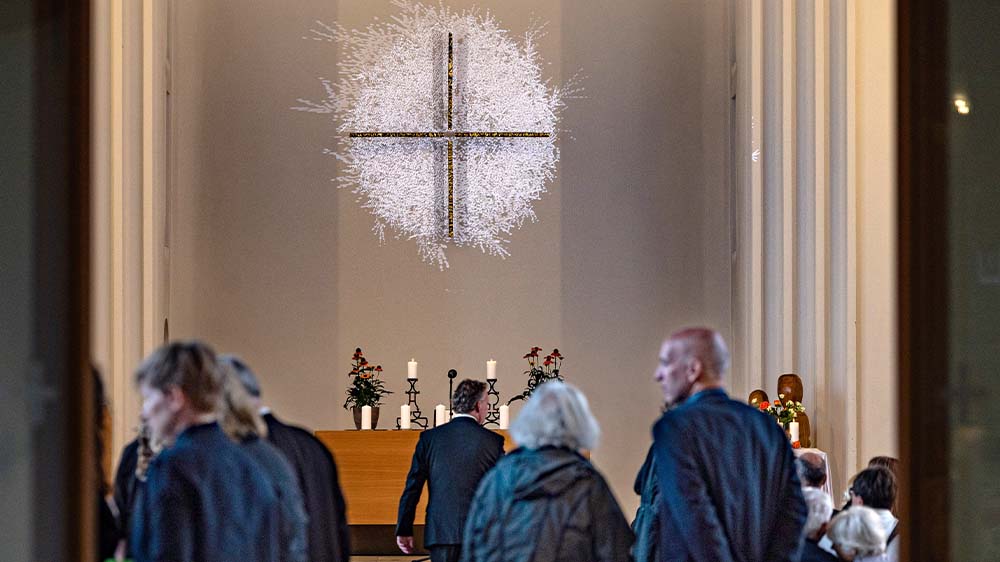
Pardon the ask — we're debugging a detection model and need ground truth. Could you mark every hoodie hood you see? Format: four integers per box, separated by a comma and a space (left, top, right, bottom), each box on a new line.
504, 446, 594, 500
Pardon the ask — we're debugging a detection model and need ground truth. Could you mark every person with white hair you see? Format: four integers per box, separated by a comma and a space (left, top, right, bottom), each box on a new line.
800, 488, 838, 561
460, 382, 634, 562
826, 506, 888, 561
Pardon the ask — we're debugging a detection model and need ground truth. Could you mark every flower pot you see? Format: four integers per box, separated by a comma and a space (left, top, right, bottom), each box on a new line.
352, 406, 380, 430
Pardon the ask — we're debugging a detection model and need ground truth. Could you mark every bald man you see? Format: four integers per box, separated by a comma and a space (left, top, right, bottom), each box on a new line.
650, 328, 806, 562
797, 452, 828, 489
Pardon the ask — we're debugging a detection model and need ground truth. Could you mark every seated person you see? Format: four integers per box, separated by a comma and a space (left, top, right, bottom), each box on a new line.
848, 467, 898, 561
826, 506, 887, 561
801, 487, 837, 561
797, 452, 828, 489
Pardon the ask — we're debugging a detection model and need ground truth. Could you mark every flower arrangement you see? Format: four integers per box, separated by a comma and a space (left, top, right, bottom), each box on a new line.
507, 347, 564, 404
343, 347, 392, 409
758, 394, 806, 428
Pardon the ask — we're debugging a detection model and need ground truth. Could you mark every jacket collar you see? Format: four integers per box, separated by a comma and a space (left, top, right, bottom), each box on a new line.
174, 421, 223, 445
684, 387, 728, 406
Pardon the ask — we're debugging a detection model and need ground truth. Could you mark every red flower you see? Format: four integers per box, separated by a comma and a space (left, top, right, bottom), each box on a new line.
792, 441, 801, 449
543, 358, 552, 366
759, 401, 769, 410
523, 353, 532, 359
531, 346, 542, 352
375, 365, 383, 372
360, 358, 368, 365
551, 349, 562, 358
350, 369, 359, 375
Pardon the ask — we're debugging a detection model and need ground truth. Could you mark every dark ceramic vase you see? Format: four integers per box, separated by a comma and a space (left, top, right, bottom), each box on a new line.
352, 406, 380, 430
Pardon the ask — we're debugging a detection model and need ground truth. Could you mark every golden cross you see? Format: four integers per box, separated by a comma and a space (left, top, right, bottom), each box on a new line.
349, 32, 550, 238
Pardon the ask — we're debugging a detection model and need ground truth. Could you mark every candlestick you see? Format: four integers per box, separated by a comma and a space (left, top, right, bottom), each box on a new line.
498, 404, 510, 429
483, 378, 502, 427
395, 379, 429, 429
400, 405, 411, 429
487, 359, 497, 380
361, 405, 372, 430
789, 421, 800, 443
408, 359, 418, 380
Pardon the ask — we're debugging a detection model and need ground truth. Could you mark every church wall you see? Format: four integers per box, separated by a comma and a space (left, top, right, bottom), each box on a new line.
167, 0, 731, 516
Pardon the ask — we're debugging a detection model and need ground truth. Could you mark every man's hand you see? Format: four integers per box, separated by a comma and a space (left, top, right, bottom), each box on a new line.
397, 536, 416, 554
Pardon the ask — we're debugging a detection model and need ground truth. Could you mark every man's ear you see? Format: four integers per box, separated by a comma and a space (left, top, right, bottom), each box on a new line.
687, 358, 704, 383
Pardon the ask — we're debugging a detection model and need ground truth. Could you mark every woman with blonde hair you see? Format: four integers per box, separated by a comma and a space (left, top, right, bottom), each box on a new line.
218, 358, 309, 562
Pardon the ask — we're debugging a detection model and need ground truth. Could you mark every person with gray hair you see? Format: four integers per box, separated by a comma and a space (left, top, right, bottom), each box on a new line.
800, 488, 838, 561
461, 382, 634, 562
826, 506, 888, 561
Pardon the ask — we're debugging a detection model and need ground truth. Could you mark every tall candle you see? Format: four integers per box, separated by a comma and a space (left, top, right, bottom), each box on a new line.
499, 405, 510, 429
435, 404, 446, 427
361, 405, 372, 430
789, 421, 800, 443
407, 359, 418, 380
486, 359, 497, 380
400, 405, 411, 430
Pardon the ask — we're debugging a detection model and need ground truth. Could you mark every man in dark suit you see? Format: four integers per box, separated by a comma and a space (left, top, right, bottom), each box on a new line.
224, 354, 352, 562
396, 379, 505, 562
130, 341, 280, 562
651, 328, 807, 562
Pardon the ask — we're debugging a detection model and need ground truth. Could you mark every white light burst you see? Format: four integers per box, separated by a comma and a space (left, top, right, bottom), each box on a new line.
294, 0, 576, 268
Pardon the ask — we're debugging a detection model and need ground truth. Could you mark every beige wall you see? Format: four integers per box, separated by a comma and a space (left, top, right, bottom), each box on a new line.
167, 0, 731, 514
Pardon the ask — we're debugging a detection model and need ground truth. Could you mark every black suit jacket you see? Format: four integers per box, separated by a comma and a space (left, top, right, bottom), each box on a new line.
396, 416, 505, 546
652, 389, 807, 562
264, 412, 352, 562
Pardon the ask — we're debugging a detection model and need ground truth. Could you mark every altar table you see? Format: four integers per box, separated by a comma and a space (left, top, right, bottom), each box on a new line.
315, 429, 513, 525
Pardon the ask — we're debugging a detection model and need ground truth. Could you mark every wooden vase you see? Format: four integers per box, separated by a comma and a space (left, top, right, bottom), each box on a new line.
776, 374, 810, 447
748, 389, 770, 409
352, 406, 380, 430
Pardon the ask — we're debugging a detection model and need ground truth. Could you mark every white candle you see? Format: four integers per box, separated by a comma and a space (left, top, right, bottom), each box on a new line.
407, 359, 418, 380
499, 405, 510, 429
789, 421, 800, 443
486, 359, 497, 380
400, 405, 411, 430
434, 404, 446, 427
361, 405, 372, 430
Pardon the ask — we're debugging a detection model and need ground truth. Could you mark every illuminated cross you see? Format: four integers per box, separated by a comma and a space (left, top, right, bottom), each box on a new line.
349, 33, 550, 238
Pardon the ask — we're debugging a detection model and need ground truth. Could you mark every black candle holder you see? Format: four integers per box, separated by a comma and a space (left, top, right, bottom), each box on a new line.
395, 379, 429, 429
483, 379, 502, 427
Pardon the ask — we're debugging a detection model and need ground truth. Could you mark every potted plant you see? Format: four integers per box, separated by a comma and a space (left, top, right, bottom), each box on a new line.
344, 347, 392, 429
758, 395, 806, 448
507, 347, 564, 404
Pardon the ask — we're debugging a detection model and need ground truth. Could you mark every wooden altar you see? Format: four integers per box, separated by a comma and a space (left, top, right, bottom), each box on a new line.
315, 429, 513, 526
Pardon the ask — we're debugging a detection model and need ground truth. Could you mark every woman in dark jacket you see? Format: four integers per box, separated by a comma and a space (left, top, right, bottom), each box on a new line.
631, 445, 660, 562
461, 382, 634, 562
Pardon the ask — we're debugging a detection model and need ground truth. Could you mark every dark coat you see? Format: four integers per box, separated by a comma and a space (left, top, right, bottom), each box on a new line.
130, 422, 280, 562
396, 416, 505, 546
652, 388, 807, 562
460, 446, 634, 562
243, 436, 310, 562
632, 446, 661, 562
112, 439, 139, 549
800, 539, 838, 562
263, 412, 351, 562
